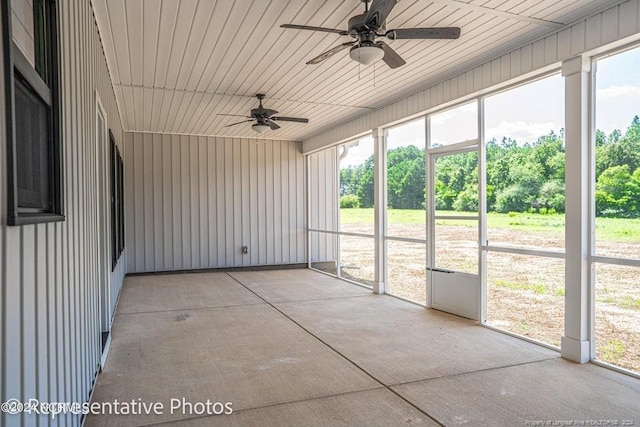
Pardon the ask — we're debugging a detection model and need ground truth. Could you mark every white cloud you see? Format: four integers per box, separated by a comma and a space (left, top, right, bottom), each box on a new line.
485, 120, 560, 144
596, 85, 640, 103
430, 102, 477, 126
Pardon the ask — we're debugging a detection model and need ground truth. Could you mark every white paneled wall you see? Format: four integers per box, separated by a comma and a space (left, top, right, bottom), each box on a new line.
308, 147, 338, 232
303, 0, 640, 152
0, 2, 125, 426
308, 147, 338, 264
124, 133, 307, 273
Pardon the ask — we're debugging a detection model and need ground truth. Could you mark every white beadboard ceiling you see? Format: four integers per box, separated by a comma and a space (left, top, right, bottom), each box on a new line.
92, 0, 620, 141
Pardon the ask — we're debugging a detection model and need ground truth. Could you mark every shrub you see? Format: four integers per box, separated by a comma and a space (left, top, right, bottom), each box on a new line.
453, 186, 478, 212
495, 185, 531, 213
340, 194, 360, 209
547, 194, 565, 213
539, 180, 565, 213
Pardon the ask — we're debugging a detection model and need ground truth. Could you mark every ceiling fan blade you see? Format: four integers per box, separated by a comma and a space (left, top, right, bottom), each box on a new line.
224, 119, 254, 128
365, 0, 397, 30
385, 27, 461, 40
272, 116, 309, 123
263, 109, 278, 117
380, 42, 406, 69
266, 119, 281, 130
281, 24, 348, 36
306, 42, 353, 65
217, 113, 252, 118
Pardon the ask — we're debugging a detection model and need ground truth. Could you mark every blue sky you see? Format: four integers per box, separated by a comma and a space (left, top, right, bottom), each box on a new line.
340, 46, 640, 168
595, 46, 640, 134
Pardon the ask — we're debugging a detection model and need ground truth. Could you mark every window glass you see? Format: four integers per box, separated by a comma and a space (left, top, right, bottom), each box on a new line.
15, 75, 50, 210
487, 253, 564, 347
484, 75, 565, 251
594, 263, 640, 373
339, 235, 374, 288
593, 46, 640, 375
386, 118, 426, 239
339, 137, 374, 235
434, 219, 478, 274
434, 151, 478, 217
310, 231, 338, 276
430, 101, 478, 146
594, 47, 640, 261
387, 241, 426, 304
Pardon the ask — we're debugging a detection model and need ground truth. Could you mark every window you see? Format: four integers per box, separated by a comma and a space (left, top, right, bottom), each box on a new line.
339, 136, 374, 235
430, 101, 478, 147
593, 46, 640, 373
483, 74, 566, 347
385, 118, 428, 304
110, 131, 124, 269
3, 0, 62, 225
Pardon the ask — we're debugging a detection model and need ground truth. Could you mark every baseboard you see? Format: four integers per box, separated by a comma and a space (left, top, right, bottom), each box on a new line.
125, 263, 308, 277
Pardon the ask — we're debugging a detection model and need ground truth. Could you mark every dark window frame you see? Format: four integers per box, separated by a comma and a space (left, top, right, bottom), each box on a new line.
110, 131, 124, 270
2, 0, 63, 226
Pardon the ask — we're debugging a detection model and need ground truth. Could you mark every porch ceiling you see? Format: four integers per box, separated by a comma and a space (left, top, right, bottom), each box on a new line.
93, 0, 619, 141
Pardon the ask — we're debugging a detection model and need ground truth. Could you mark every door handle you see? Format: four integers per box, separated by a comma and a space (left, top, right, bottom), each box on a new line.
426, 267, 455, 274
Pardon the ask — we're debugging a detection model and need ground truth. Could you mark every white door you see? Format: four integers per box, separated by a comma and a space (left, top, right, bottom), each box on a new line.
428, 148, 480, 320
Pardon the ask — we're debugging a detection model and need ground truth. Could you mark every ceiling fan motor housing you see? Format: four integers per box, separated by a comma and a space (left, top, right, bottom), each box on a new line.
348, 13, 385, 37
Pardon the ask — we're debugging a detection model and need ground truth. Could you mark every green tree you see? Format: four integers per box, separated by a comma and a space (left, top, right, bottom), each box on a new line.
387, 145, 425, 209
595, 165, 637, 217
356, 156, 375, 208
338, 114, 639, 218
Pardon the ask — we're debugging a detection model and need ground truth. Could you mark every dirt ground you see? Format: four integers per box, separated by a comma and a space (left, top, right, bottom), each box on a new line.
314, 223, 640, 373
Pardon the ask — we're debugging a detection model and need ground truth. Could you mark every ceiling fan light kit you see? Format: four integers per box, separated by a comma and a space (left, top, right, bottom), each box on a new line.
281, 0, 461, 69
252, 123, 270, 133
350, 44, 385, 65
218, 94, 309, 134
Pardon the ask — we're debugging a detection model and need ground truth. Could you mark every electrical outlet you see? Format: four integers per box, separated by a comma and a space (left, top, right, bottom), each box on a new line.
242, 246, 248, 254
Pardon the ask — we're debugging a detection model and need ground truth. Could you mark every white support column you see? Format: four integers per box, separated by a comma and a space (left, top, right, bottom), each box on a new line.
561, 56, 592, 363
305, 155, 312, 269
373, 128, 387, 294
478, 98, 488, 324
425, 117, 433, 308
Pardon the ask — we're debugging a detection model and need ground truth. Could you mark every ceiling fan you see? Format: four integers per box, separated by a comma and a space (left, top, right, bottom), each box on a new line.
217, 94, 309, 134
281, 0, 461, 69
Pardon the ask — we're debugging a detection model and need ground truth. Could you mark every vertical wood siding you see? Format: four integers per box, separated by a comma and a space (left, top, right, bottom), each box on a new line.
1, 1, 125, 426
303, 0, 640, 152
124, 133, 307, 273
307, 148, 338, 264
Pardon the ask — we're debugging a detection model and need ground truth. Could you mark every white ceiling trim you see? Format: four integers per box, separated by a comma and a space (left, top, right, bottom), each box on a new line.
112, 84, 377, 111
121, 129, 306, 143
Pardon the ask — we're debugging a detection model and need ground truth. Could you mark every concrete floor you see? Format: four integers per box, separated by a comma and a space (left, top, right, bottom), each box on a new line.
86, 269, 640, 426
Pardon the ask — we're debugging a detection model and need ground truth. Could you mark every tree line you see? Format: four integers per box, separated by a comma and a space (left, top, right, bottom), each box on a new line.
339, 115, 640, 218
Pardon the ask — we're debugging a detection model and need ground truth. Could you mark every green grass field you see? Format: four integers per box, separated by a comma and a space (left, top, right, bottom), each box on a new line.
339, 208, 640, 243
